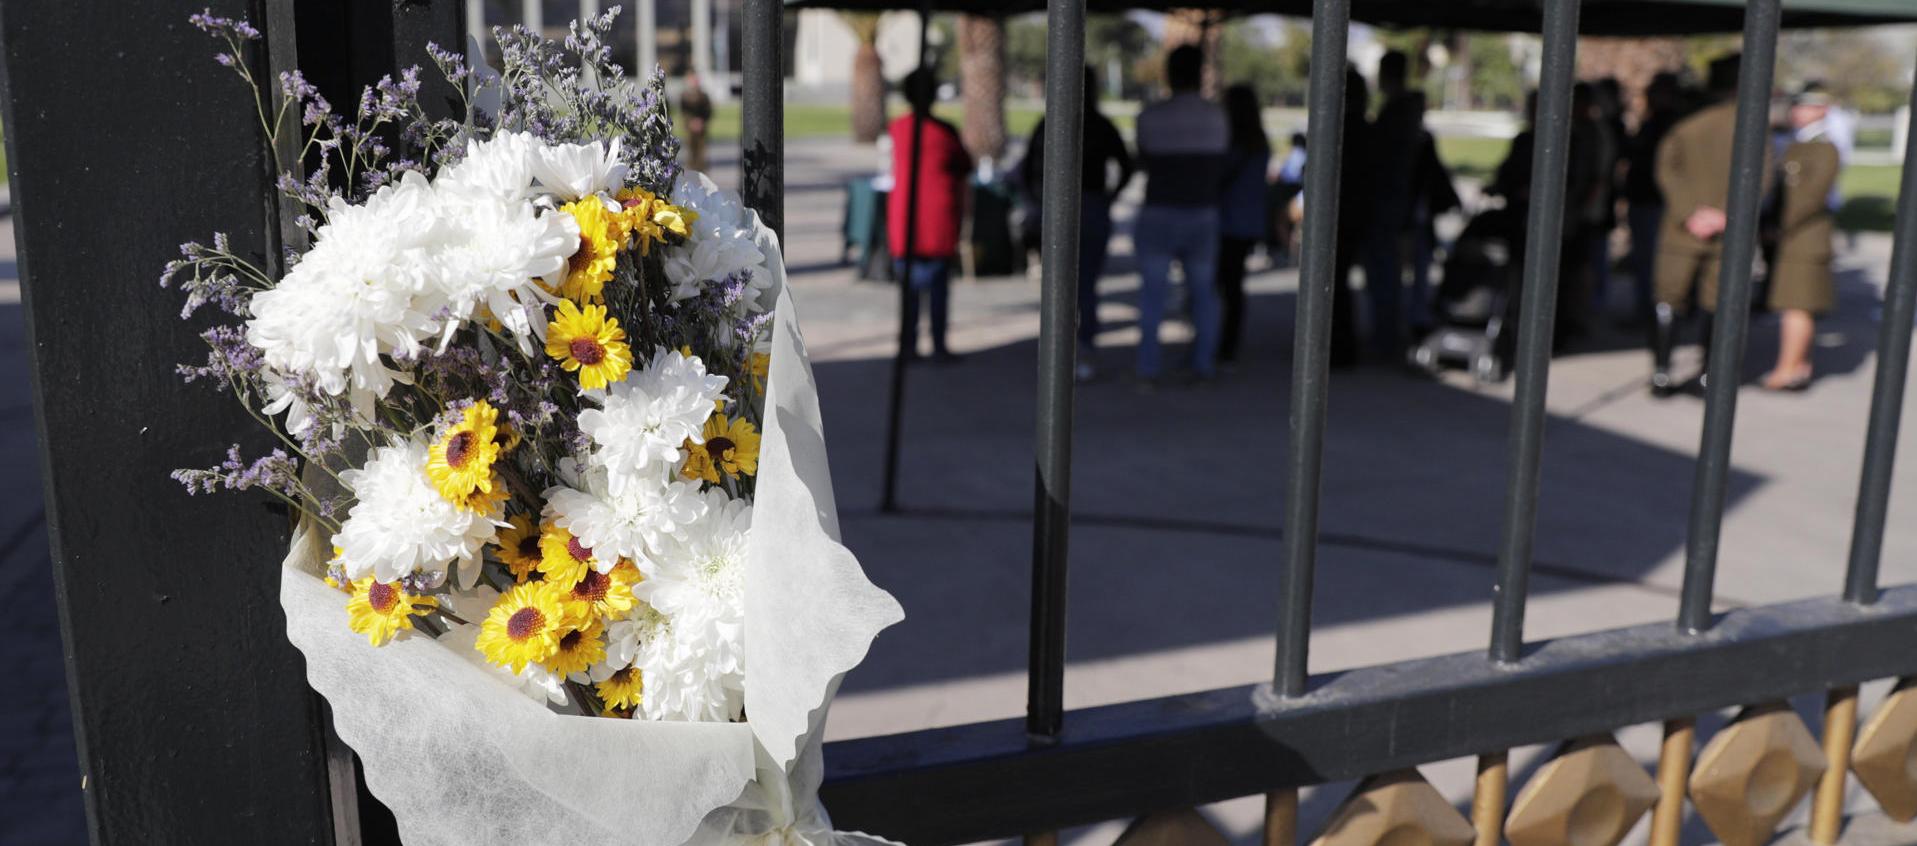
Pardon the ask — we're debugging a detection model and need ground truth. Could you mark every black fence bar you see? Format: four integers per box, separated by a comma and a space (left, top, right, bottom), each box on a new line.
1677, 0, 1781, 633
1488, 0, 1581, 664
1027, 0, 1084, 742
739, 0, 784, 243
879, 3, 932, 514
821, 585, 1917, 845
0, 0, 338, 841
1844, 73, 1917, 606
1274, 0, 1351, 698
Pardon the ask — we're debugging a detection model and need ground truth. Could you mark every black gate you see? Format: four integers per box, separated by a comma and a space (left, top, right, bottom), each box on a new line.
7, 0, 1917, 844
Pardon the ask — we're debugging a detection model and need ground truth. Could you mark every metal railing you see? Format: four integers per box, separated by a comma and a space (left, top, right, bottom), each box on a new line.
730, 0, 1917, 843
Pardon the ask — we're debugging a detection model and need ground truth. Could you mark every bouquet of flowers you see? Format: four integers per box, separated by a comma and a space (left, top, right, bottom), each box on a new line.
164, 10, 902, 844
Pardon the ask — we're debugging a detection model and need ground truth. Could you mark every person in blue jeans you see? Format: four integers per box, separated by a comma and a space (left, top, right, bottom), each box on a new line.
1020, 66, 1135, 382
1133, 45, 1229, 383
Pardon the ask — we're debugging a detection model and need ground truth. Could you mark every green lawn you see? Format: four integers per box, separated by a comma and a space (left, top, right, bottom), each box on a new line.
690, 101, 1091, 145
688, 104, 1907, 232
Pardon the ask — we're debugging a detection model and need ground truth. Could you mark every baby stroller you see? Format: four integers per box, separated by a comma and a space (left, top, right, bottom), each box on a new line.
1409, 203, 1527, 383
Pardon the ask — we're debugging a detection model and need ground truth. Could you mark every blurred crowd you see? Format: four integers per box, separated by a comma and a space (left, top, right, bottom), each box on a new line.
868, 44, 1852, 395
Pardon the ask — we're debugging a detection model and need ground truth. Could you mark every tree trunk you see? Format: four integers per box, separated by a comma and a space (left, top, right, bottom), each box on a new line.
844, 13, 887, 144
957, 14, 1006, 162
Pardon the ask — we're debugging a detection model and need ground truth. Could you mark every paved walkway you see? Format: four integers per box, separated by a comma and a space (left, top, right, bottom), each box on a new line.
7, 138, 1917, 844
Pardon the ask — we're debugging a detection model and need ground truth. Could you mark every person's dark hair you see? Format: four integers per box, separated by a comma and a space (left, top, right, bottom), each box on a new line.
1223, 84, 1270, 154
1166, 45, 1204, 93
1290, 131, 1307, 149
1707, 53, 1741, 96
902, 68, 938, 113
1378, 50, 1408, 91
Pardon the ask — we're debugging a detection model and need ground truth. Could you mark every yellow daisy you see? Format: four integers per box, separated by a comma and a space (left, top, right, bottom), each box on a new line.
492, 514, 545, 583
538, 524, 600, 586
475, 581, 569, 672
541, 615, 606, 677
426, 401, 502, 508
564, 560, 639, 619
554, 198, 624, 302
617, 187, 697, 256
545, 300, 633, 390
681, 414, 761, 484
597, 665, 644, 711
748, 351, 770, 394
345, 578, 438, 647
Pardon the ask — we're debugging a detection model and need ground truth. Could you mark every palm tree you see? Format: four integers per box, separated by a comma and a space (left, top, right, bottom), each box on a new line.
957, 14, 1006, 161
841, 12, 887, 144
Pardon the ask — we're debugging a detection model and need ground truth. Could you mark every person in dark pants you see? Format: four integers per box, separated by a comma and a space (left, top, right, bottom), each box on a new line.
1362, 50, 1420, 360
1216, 84, 1271, 366
679, 72, 714, 173
887, 68, 972, 363
1021, 66, 1134, 382
1331, 66, 1375, 369
1623, 73, 1682, 328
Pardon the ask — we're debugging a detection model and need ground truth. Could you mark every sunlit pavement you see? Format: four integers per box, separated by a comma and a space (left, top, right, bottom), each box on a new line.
6, 139, 1917, 844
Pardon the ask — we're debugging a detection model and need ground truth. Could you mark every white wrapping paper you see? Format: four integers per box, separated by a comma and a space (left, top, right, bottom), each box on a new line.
280, 211, 906, 845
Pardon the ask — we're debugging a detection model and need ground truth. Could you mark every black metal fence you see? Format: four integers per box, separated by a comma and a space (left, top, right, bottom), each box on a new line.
760, 0, 1917, 844
9, 0, 1917, 843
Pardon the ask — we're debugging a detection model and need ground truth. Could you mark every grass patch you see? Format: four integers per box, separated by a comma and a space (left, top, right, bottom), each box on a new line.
689, 100, 1107, 147
1436, 135, 1510, 181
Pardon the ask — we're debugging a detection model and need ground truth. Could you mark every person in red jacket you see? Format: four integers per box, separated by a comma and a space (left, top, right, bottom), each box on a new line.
888, 68, 972, 363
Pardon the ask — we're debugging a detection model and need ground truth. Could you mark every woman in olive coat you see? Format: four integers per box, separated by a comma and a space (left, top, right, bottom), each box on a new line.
1762, 92, 1842, 391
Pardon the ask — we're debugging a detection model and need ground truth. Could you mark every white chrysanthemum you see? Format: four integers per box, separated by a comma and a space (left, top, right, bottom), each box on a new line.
247, 171, 443, 410
259, 370, 319, 434
428, 192, 578, 347
531, 138, 629, 201
663, 172, 772, 312
333, 439, 498, 586
607, 601, 742, 722
577, 348, 728, 495
437, 131, 540, 203
543, 465, 706, 568
635, 489, 747, 719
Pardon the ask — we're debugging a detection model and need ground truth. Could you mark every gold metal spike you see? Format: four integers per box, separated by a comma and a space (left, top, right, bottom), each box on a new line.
1311, 770, 1475, 846
1688, 703, 1828, 846
1505, 735, 1660, 846
1852, 678, 1917, 822
1115, 807, 1232, 846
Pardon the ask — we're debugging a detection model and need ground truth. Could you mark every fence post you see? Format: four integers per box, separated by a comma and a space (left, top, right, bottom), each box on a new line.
0, 0, 335, 841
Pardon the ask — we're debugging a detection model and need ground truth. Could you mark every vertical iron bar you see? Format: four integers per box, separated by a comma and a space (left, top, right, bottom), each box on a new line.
1677, 0, 1781, 633
1489, 0, 1580, 664
1843, 72, 1917, 606
1273, 0, 1350, 698
739, 0, 783, 243
1027, 0, 1084, 742
880, 4, 932, 514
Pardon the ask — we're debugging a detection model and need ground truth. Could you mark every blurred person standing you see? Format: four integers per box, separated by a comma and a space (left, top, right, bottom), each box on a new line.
1331, 66, 1376, 369
1406, 94, 1460, 335
1363, 50, 1421, 359
1651, 54, 1760, 397
888, 68, 972, 363
1623, 73, 1683, 327
680, 72, 714, 172
1794, 82, 1852, 209
1586, 78, 1625, 321
1760, 90, 1842, 391
1216, 84, 1271, 367
1133, 45, 1229, 384
1021, 66, 1135, 381
1271, 131, 1307, 264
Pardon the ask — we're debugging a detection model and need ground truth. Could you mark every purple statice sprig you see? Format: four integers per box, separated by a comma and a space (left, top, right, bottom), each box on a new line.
160, 232, 266, 319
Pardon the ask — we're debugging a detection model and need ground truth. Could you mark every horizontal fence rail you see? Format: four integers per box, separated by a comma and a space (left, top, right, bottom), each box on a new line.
820, 587, 1917, 844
